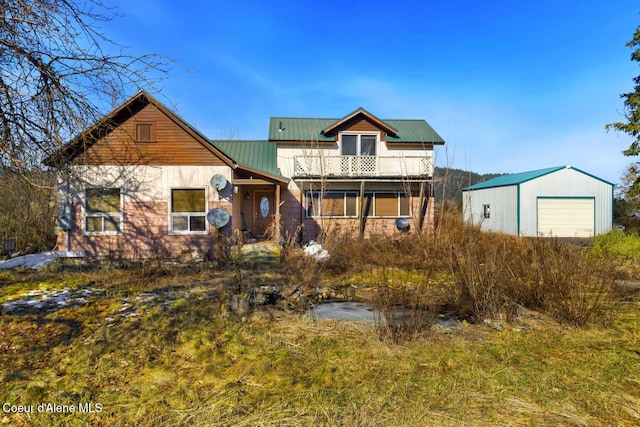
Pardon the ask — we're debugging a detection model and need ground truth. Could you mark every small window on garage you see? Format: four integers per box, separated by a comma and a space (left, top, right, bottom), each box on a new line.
483, 204, 491, 219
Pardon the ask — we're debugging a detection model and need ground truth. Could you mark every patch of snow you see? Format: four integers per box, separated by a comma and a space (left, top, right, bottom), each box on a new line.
2, 286, 102, 314
303, 241, 329, 260
0, 251, 86, 269
0, 251, 59, 269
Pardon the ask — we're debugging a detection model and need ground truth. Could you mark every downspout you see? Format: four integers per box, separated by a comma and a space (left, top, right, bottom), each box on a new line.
64, 172, 71, 252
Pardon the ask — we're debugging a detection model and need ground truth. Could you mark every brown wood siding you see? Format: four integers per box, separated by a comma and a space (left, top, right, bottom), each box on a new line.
74, 104, 225, 166
329, 117, 386, 142
344, 117, 384, 133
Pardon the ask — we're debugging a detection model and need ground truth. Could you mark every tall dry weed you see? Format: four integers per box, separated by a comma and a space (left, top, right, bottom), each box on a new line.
282, 211, 617, 331
434, 212, 616, 325
369, 268, 435, 343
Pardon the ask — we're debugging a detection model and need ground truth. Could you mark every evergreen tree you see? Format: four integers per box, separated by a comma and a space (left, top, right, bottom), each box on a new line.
606, 26, 640, 191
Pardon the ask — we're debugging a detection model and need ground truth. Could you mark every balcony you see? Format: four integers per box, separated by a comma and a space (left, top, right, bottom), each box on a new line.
293, 155, 433, 178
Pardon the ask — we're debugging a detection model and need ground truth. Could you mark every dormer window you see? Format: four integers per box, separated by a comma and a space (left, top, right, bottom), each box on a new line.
136, 123, 155, 142
341, 133, 377, 156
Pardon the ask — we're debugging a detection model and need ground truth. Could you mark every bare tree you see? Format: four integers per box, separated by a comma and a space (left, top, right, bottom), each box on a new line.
0, 0, 169, 172
0, 168, 57, 252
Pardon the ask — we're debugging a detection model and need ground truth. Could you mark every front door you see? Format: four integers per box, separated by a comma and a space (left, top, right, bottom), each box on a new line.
253, 190, 274, 237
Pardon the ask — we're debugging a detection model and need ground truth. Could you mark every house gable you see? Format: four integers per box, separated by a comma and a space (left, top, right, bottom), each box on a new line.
321, 108, 398, 140
46, 91, 235, 168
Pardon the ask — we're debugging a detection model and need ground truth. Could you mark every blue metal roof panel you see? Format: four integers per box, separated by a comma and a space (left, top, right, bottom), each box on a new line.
463, 166, 566, 190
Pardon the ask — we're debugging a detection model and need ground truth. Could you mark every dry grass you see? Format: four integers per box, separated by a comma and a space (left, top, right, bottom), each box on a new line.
1, 215, 638, 425
0, 264, 639, 426
287, 213, 622, 331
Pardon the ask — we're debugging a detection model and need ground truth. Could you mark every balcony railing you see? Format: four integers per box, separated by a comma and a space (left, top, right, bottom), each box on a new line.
293, 155, 433, 178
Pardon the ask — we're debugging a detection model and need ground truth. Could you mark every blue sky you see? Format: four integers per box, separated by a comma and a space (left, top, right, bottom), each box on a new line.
104, 0, 639, 185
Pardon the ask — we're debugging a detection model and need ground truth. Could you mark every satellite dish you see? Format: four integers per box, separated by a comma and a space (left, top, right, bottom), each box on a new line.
58, 204, 73, 231
395, 218, 410, 232
210, 174, 228, 191
207, 208, 230, 228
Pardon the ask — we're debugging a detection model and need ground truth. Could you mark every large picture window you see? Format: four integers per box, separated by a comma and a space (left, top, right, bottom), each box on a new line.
306, 191, 358, 218
306, 191, 409, 218
170, 189, 207, 233
85, 188, 122, 233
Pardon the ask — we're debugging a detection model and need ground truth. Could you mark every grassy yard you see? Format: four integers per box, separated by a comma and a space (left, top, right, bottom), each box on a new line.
0, 262, 639, 426
1, 223, 640, 426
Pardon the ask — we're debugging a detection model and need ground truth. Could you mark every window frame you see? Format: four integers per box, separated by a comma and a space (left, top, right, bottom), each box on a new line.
305, 191, 411, 218
339, 132, 379, 156
136, 122, 156, 143
169, 188, 209, 234
305, 191, 359, 218
366, 192, 412, 218
83, 187, 123, 235
482, 204, 491, 219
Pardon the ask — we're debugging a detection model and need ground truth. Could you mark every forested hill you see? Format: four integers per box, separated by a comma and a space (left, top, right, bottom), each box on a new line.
432, 167, 506, 204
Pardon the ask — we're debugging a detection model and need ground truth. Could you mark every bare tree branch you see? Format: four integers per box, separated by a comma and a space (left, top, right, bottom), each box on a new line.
0, 0, 170, 173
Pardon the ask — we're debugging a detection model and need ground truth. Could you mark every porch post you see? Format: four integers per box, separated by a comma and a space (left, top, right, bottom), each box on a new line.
274, 184, 281, 242
359, 180, 365, 240
418, 180, 425, 233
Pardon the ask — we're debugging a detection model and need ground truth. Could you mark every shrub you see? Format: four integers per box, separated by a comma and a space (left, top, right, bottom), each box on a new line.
436, 215, 617, 326
282, 212, 619, 334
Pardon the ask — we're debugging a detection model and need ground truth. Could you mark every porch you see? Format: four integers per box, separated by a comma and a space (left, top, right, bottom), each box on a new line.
293, 155, 433, 178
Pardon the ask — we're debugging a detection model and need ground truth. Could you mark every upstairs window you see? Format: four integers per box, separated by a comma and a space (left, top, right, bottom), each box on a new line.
85, 188, 122, 233
170, 189, 207, 233
136, 123, 155, 142
341, 134, 377, 156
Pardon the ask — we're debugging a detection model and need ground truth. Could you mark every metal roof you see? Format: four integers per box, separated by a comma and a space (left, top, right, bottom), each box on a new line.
463, 165, 614, 191
268, 117, 445, 144
211, 140, 285, 180
322, 107, 398, 136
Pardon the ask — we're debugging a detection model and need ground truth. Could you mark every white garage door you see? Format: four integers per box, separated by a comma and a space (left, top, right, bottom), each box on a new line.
537, 198, 594, 237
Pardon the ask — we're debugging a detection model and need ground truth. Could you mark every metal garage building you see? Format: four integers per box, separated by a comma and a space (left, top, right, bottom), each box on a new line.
462, 165, 614, 238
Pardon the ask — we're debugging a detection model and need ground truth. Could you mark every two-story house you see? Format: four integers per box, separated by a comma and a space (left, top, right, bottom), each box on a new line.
46, 91, 444, 259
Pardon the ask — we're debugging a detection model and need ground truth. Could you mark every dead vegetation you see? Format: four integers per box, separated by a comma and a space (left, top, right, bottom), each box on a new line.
280, 212, 625, 343
1, 213, 639, 426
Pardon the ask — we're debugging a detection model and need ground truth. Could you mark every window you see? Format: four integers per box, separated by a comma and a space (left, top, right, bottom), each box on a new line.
136, 123, 155, 142
341, 134, 377, 156
306, 191, 358, 217
369, 192, 411, 217
483, 204, 491, 219
306, 191, 409, 218
85, 188, 122, 233
170, 189, 207, 233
